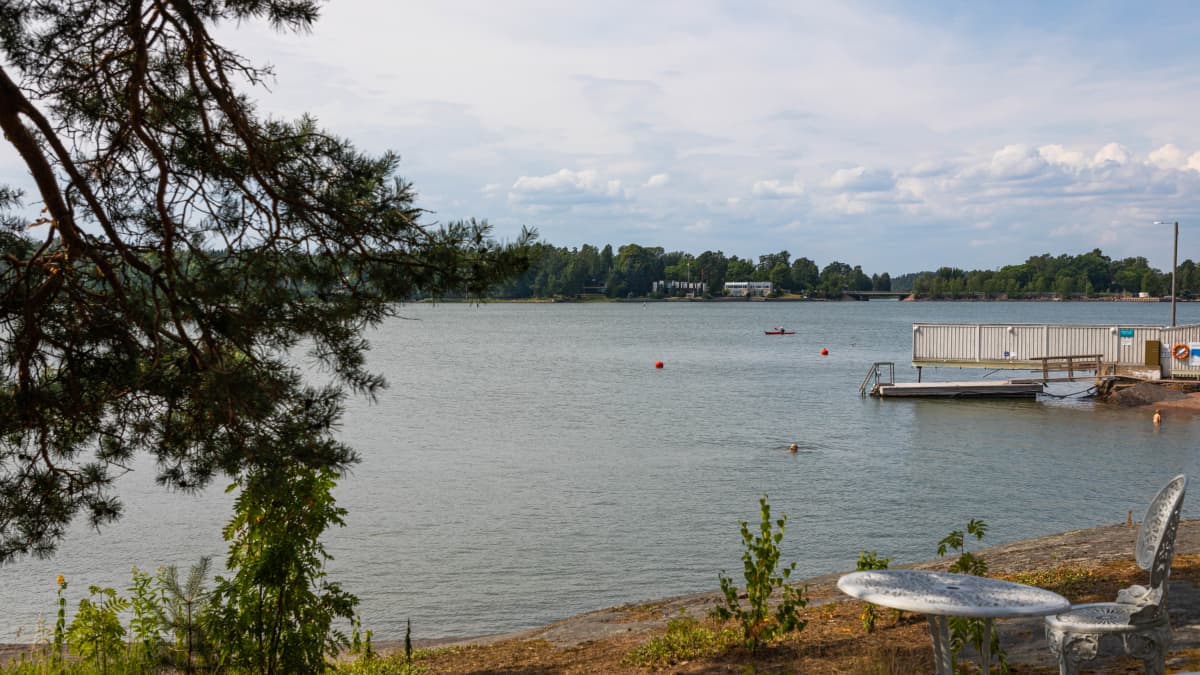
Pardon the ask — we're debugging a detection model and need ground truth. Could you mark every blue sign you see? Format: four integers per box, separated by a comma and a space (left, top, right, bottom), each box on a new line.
1119, 328, 1134, 338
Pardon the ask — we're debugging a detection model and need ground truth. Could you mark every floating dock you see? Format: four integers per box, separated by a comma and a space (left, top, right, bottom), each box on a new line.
872, 380, 1044, 398
860, 363, 1045, 398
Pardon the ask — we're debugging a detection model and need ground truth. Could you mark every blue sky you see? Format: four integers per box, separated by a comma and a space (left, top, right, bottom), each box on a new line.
8, 1, 1200, 276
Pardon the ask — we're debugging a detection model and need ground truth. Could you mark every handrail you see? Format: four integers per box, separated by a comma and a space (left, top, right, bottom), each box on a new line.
1030, 354, 1104, 382
859, 362, 895, 397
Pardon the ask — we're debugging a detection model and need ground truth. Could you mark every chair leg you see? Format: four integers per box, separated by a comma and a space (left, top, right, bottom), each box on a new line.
1141, 654, 1165, 675
1046, 627, 1094, 675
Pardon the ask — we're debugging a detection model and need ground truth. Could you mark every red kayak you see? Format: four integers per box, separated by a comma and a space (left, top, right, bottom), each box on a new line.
764, 329, 795, 335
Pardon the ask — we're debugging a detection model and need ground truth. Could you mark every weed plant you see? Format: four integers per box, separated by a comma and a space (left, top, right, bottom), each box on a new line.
937, 518, 1009, 674
625, 612, 736, 668
711, 495, 808, 651
854, 551, 891, 633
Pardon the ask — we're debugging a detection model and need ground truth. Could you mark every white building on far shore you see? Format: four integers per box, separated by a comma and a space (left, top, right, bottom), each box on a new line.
724, 281, 773, 297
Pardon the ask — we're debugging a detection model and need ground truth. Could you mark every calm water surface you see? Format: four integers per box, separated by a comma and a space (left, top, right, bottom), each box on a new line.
4, 301, 1200, 640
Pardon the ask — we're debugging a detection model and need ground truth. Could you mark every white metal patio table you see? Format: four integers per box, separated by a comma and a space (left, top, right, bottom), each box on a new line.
838, 569, 1069, 675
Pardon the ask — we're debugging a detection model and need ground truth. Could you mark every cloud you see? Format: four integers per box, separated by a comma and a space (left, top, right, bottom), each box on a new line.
508, 169, 625, 207
1148, 144, 1187, 170
989, 144, 1047, 179
643, 173, 670, 188
1038, 144, 1086, 170
751, 177, 804, 198
1092, 143, 1131, 167
684, 219, 711, 233
828, 166, 895, 192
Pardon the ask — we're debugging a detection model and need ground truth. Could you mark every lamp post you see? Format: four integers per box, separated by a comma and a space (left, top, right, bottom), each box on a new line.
1154, 220, 1179, 327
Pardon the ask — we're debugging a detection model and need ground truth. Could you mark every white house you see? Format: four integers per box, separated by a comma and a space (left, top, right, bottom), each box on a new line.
724, 281, 773, 297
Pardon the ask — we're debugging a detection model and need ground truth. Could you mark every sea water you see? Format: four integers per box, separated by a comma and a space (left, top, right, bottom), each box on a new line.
3, 301, 1200, 640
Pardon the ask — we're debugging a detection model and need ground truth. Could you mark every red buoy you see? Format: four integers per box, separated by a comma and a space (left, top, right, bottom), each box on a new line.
820, 348, 829, 356
655, 361, 664, 369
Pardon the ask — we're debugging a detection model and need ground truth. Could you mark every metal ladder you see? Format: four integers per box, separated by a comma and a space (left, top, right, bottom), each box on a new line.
858, 362, 895, 397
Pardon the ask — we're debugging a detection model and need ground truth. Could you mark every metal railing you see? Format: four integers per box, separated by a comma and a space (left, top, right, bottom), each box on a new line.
859, 362, 895, 397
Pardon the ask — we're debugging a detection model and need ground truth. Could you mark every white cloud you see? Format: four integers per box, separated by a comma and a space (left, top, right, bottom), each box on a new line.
989, 144, 1047, 179
684, 219, 711, 233
1038, 144, 1086, 170
751, 177, 804, 198
1189, 153, 1200, 173
643, 173, 671, 188
508, 168, 624, 207
828, 166, 894, 192
1092, 143, 1131, 167
1148, 144, 1188, 170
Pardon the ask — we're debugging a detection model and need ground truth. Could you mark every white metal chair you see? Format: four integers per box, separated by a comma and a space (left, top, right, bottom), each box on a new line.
1045, 474, 1188, 675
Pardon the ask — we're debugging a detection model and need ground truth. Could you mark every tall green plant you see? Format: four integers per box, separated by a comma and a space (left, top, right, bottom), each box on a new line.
127, 566, 165, 666
207, 464, 358, 674
855, 551, 891, 633
159, 557, 213, 673
711, 495, 808, 651
937, 519, 1008, 673
52, 575, 67, 663
66, 586, 129, 671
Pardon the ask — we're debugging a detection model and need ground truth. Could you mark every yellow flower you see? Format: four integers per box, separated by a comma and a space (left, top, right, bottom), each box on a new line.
56, 574, 65, 586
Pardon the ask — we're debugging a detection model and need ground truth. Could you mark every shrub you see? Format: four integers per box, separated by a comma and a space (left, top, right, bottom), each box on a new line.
206, 464, 358, 674
711, 495, 808, 651
937, 519, 1008, 673
66, 586, 128, 671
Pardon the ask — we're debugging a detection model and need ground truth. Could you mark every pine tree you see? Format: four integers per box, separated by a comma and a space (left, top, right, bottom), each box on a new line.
0, 0, 533, 562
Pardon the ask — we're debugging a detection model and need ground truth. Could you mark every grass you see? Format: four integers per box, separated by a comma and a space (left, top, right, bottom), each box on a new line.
623, 612, 737, 669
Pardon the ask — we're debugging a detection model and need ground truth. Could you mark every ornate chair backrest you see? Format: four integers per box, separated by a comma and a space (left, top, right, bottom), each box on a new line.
1128, 474, 1187, 623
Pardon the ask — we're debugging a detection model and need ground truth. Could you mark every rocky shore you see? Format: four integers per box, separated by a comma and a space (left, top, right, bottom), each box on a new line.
404, 518, 1200, 670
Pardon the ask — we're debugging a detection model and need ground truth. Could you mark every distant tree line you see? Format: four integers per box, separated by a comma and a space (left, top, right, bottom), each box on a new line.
908, 249, 1198, 299
488, 244, 1196, 301
490, 243, 889, 299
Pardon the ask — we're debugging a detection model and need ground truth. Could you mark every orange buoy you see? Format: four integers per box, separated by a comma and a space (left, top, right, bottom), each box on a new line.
1172, 343, 1189, 360
655, 361, 664, 369
820, 348, 829, 356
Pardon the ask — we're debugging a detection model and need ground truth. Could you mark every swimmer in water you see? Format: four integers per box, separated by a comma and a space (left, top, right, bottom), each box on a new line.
1153, 409, 1163, 425
787, 443, 799, 453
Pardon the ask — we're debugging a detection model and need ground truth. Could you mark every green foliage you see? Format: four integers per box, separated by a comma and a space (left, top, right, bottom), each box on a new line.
938, 518, 989, 576
711, 495, 809, 651
349, 614, 375, 660
625, 612, 736, 668
127, 566, 165, 664
331, 654, 429, 675
66, 586, 129, 670
207, 464, 358, 675
0, 0, 534, 564
158, 557, 214, 672
936, 519, 1008, 674
52, 576, 67, 663
855, 551, 891, 633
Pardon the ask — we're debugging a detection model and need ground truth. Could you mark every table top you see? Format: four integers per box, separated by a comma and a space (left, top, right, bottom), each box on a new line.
837, 570, 1070, 618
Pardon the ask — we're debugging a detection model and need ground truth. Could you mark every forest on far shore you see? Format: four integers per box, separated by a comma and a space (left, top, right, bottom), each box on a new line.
484, 243, 1198, 300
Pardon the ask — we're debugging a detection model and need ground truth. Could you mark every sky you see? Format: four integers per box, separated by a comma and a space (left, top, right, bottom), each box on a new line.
9, 1, 1200, 276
